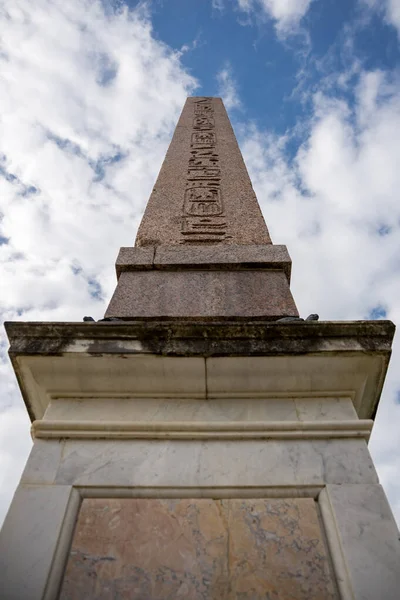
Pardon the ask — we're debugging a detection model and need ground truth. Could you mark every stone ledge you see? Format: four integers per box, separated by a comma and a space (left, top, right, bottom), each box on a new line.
116, 244, 292, 281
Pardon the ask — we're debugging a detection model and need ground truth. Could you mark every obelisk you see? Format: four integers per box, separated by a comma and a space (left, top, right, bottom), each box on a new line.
105, 97, 298, 320
1, 98, 399, 600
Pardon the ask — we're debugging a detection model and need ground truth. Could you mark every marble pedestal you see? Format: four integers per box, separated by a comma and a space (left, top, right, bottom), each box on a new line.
1, 320, 399, 599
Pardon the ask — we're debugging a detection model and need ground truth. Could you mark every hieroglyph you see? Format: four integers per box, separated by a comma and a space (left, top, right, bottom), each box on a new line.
181, 99, 227, 242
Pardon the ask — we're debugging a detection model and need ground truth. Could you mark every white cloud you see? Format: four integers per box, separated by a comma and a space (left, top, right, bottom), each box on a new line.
387, 0, 400, 31
237, 0, 316, 34
212, 0, 225, 11
0, 0, 196, 524
363, 0, 400, 36
216, 63, 242, 110
240, 67, 400, 522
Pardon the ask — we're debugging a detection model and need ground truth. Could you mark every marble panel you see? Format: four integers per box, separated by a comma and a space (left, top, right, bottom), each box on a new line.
54, 438, 377, 488
326, 484, 400, 600
20, 439, 63, 484
25, 354, 206, 399
0, 484, 73, 600
44, 396, 358, 425
205, 356, 375, 420
294, 397, 357, 421
59, 497, 336, 600
44, 396, 299, 423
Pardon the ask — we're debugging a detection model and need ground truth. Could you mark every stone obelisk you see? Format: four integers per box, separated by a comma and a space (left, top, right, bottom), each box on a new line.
1, 98, 399, 600
105, 96, 297, 321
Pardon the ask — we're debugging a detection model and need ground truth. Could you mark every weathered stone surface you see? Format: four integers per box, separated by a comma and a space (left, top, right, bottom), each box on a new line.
135, 97, 272, 247
5, 320, 394, 355
59, 498, 336, 600
105, 270, 298, 319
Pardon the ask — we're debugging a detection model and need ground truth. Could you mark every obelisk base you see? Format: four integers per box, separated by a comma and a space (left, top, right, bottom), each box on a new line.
105, 244, 298, 320
1, 320, 399, 599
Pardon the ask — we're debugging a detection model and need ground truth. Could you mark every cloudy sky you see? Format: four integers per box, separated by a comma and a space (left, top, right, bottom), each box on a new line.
1, 0, 400, 526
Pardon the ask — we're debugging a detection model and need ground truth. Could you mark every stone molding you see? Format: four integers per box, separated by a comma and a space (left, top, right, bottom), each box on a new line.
32, 419, 373, 441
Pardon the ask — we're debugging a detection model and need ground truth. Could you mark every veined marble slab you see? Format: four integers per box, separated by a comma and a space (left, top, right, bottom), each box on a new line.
20, 438, 378, 488
59, 497, 337, 600
43, 396, 358, 423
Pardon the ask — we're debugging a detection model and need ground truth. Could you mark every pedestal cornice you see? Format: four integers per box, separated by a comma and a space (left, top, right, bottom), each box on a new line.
5, 319, 394, 424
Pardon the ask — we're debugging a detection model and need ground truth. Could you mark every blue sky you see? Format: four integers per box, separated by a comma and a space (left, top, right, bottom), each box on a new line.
152, 0, 400, 134
1, 0, 400, 525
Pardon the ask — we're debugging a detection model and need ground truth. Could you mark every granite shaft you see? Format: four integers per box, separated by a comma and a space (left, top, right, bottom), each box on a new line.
136, 97, 272, 246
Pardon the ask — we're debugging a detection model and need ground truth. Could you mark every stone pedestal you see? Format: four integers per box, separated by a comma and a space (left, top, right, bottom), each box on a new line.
1, 320, 399, 599
106, 244, 297, 320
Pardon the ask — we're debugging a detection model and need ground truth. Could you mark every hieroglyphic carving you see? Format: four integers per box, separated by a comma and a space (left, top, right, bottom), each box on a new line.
189, 149, 219, 168
187, 167, 221, 179
191, 132, 216, 147
194, 101, 213, 114
184, 184, 223, 216
181, 98, 227, 242
193, 116, 215, 130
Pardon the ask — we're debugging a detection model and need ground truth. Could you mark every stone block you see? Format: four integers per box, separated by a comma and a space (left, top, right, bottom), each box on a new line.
105, 270, 298, 319
115, 246, 154, 276
154, 243, 292, 280
43, 396, 299, 424
53, 438, 377, 488
42, 397, 358, 428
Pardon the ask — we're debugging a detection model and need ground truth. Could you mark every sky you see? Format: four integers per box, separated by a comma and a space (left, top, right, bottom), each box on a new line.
1, 0, 400, 526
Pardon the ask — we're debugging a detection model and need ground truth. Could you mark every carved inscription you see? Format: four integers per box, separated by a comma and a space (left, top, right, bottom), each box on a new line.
182, 98, 227, 242
184, 185, 223, 216
193, 116, 215, 130
191, 132, 216, 147
194, 101, 212, 114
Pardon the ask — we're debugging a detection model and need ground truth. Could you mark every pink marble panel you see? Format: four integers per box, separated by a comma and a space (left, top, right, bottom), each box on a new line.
59, 498, 336, 600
